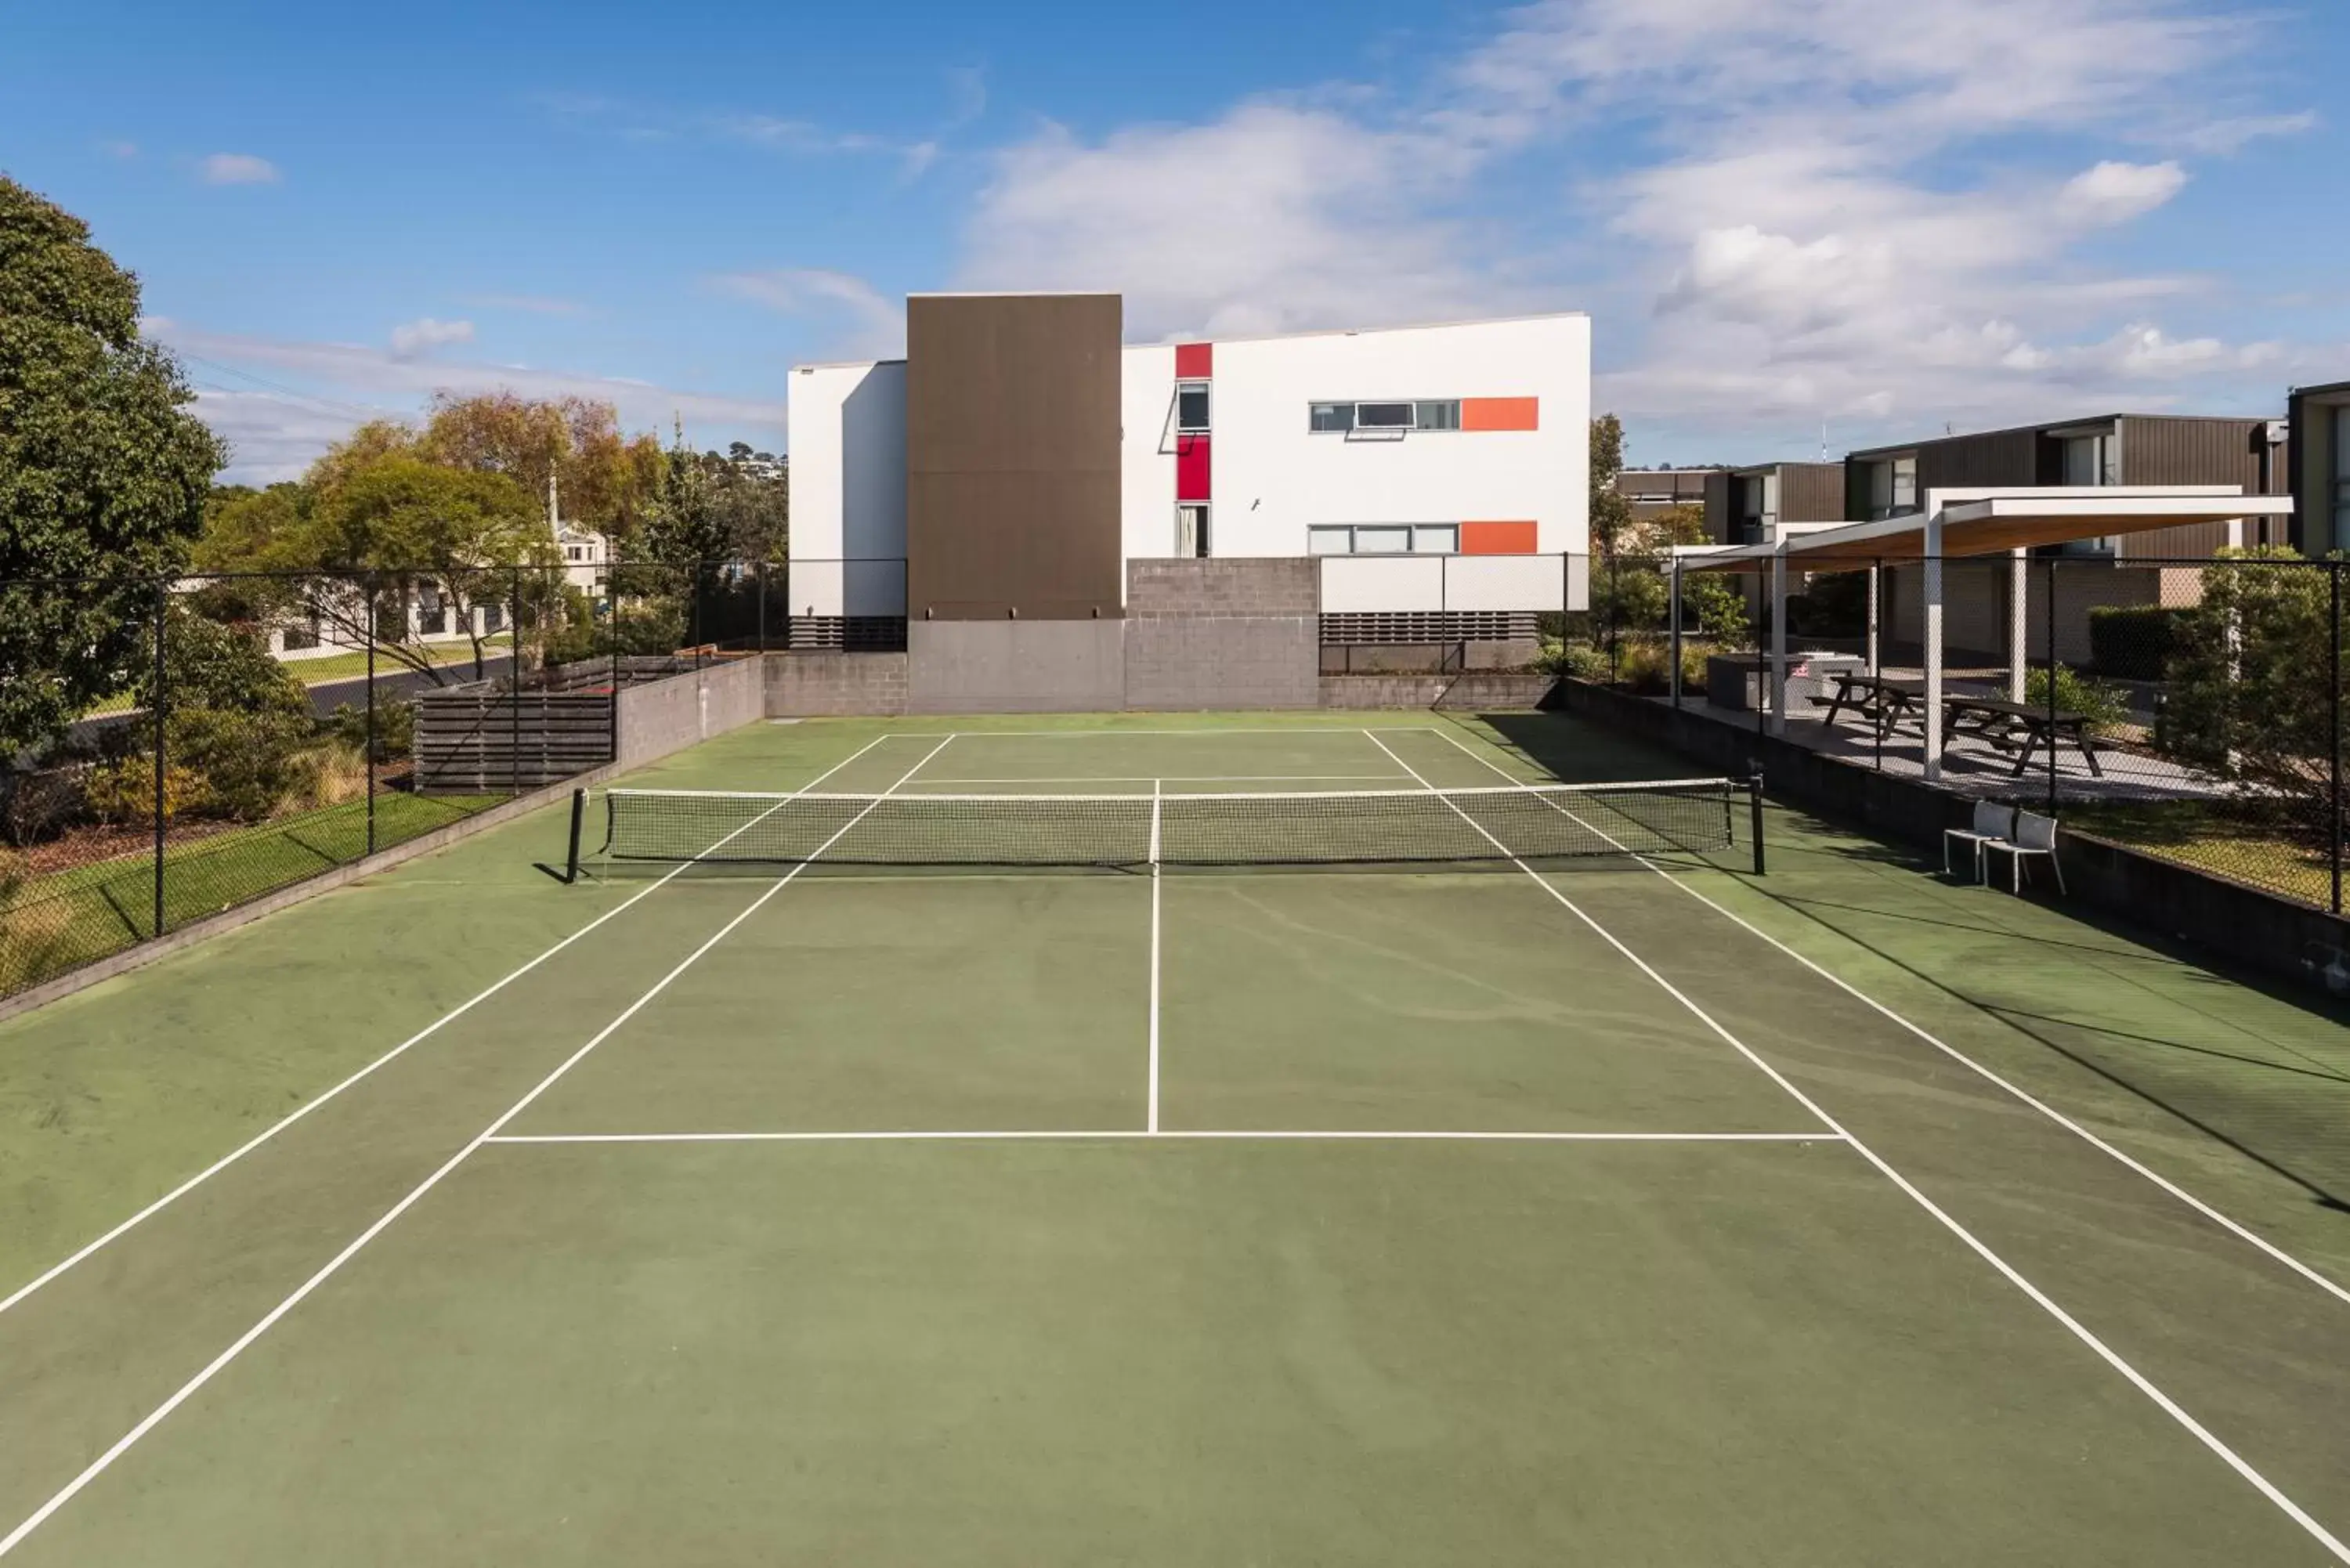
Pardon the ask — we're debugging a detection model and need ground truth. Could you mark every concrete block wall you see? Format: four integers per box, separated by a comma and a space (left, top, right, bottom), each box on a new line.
1124, 558, 1320, 710
908, 620, 1126, 714
766, 652, 909, 717
613, 655, 764, 768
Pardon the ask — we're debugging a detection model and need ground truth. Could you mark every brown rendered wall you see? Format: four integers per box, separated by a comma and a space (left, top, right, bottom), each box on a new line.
905, 293, 1124, 621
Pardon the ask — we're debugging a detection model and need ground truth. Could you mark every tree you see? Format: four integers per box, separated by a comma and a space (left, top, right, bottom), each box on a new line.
704, 446, 787, 563
0, 176, 226, 759
197, 447, 548, 683
419, 391, 663, 542
2158, 547, 2345, 844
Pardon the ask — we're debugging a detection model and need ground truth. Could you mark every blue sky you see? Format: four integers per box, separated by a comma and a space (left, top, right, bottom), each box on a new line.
3, 0, 2343, 480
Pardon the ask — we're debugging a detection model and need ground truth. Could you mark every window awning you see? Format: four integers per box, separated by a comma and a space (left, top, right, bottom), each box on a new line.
1680, 487, 2294, 573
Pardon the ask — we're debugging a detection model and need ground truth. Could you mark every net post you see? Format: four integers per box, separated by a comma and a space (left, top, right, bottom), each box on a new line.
1748, 769, 1766, 876
1149, 778, 1162, 869
564, 786, 586, 884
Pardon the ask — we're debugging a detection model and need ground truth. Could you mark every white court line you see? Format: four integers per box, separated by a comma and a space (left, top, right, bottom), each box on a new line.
1368, 728, 2350, 1563
881, 726, 1439, 739
0, 736, 956, 1561
1147, 778, 1162, 1134
896, 774, 1409, 786
1422, 721, 2350, 1310
0, 730, 904, 1324
481, 1129, 1843, 1145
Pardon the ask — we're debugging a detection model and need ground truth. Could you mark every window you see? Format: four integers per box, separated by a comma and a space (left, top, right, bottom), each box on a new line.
1864, 456, 1918, 521
1307, 524, 1459, 555
1177, 504, 1209, 558
1177, 381, 1210, 434
1310, 399, 1464, 432
2062, 432, 2117, 487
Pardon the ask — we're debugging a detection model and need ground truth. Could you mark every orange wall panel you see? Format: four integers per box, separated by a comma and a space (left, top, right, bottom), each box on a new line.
1462, 396, 1539, 432
1461, 520, 1538, 555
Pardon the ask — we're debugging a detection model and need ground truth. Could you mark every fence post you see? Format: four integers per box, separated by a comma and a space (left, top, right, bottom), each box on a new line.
151, 579, 167, 939
365, 584, 377, 857
2045, 554, 2059, 816
607, 556, 621, 766
2332, 560, 2343, 916
1871, 558, 1883, 774
510, 566, 523, 796
757, 558, 768, 655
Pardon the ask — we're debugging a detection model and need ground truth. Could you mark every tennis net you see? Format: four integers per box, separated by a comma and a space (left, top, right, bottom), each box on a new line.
577, 777, 1751, 873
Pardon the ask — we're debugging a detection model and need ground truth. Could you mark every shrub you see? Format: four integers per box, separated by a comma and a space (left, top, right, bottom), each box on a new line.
140, 607, 311, 719
326, 698, 414, 762
2024, 665, 2131, 732
286, 741, 371, 812
2088, 605, 2187, 681
83, 753, 204, 825
164, 706, 316, 820
1617, 638, 1710, 695
1535, 639, 1611, 681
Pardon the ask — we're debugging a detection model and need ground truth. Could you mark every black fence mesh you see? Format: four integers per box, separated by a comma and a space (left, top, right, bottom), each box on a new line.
0, 556, 873, 1000
1639, 551, 2348, 914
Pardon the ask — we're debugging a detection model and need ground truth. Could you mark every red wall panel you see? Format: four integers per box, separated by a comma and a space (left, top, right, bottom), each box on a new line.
1177, 434, 1211, 501
1174, 341, 1213, 379
1462, 397, 1539, 432
1461, 520, 1538, 555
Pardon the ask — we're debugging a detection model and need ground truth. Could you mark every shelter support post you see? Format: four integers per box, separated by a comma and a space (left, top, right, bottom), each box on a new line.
1923, 516, 1944, 784
1866, 561, 1880, 675
2007, 547, 2028, 703
1769, 551, 1788, 737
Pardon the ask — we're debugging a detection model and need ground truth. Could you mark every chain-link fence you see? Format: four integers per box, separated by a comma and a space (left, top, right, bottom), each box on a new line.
0, 556, 889, 1000
1636, 551, 2348, 914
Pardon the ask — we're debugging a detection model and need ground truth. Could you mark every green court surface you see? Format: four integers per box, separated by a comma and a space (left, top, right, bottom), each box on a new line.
4, 711, 2350, 1565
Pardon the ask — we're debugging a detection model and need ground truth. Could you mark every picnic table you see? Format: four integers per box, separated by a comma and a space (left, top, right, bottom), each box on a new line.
1942, 694, 2105, 777
1814, 671, 1925, 734
1814, 673, 2105, 777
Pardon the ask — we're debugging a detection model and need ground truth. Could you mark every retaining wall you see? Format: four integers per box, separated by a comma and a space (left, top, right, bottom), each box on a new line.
906, 620, 1126, 714
1125, 558, 1320, 710
765, 652, 910, 717
613, 655, 763, 767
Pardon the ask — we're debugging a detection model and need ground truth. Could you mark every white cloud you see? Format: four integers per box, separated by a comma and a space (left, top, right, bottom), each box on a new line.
147, 323, 785, 484
712, 268, 906, 359
2060, 160, 2187, 225
960, 106, 1503, 341
2175, 110, 2319, 154
387, 317, 475, 359
197, 153, 280, 186
945, 0, 2314, 453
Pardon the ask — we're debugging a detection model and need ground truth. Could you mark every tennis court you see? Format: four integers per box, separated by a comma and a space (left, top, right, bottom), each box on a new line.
4, 711, 2349, 1565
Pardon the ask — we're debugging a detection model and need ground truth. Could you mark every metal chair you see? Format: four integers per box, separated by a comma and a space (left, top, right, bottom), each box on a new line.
1983, 810, 2066, 895
1943, 800, 2016, 883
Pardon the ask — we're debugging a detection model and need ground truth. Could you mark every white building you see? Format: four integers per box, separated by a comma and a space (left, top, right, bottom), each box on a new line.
786, 306, 1589, 649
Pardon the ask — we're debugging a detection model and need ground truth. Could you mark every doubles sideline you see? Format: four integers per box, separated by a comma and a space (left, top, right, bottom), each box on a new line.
1422, 720, 2350, 1312
1366, 728, 2349, 1564
0, 730, 902, 1323
0, 735, 960, 1559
